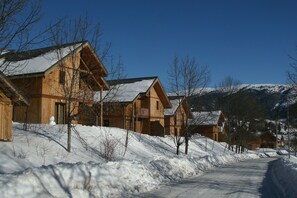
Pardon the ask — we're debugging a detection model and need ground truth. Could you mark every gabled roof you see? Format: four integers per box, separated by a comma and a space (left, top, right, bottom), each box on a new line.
0, 42, 84, 77
164, 98, 181, 116
164, 95, 193, 118
0, 41, 108, 76
0, 41, 108, 90
189, 111, 223, 126
0, 71, 29, 105
164, 95, 185, 116
97, 76, 171, 108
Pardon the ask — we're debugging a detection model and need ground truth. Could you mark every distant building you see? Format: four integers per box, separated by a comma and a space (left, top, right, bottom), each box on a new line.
248, 132, 279, 150
164, 95, 193, 136
189, 111, 227, 142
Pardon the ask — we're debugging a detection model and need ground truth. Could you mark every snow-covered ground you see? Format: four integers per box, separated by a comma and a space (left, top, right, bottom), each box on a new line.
0, 123, 295, 197
269, 155, 297, 197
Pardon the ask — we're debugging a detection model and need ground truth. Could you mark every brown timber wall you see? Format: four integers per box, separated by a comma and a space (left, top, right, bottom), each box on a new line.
0, 98, 13, 141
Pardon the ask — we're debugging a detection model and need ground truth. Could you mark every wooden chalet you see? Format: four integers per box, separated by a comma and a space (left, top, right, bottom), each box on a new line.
247, 132, 277, 150
98, 77, 172, 136
164, 96, 193, 136
0, 71, 29, 141
189, 111, 227, 142
0, 41, 108, 125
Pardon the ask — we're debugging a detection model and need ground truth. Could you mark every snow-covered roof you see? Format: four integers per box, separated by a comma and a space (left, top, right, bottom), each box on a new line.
189, 111, 223, 126
95, 77, 156, 103
164, 99, 181, 116
0, 42, 83, 77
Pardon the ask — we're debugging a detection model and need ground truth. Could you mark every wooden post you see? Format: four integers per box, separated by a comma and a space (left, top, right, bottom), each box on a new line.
123, 105, 126, 129
132, 102, 135, 131
100, 88, 103, 126
135, 103, 138, 132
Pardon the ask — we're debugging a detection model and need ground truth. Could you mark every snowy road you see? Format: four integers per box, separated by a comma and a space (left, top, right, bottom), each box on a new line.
137, 157, 285, 198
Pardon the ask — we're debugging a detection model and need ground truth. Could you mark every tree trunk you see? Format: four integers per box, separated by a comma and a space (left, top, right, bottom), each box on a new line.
66, 100, 72, 152
185, 136, 189, 154
205, 137, 208, 152
176, 144, 180, 155
100, 88, 103, 126
67, 120, 71, 152
123, 128, 129, 157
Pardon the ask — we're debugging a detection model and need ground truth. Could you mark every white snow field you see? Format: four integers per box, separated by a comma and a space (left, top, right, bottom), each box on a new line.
0, 123, 295, 197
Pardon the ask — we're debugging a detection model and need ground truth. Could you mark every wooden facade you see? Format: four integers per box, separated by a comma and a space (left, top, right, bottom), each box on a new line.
164, 96, 192, 136
0, 72, 28, 141
247, 132, 277, 150
2, 41, 108, 125
101, 77, 172, 136
189, 111, 227, 142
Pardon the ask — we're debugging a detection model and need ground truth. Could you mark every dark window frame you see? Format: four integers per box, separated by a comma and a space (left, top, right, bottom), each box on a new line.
59, 70, 65, 85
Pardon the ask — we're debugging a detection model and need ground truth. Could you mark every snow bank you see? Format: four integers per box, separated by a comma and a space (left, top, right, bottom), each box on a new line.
0, 154, 258, 198
0, 123, 259, 197
271, 157, 297, 198
0, 160, 160, 198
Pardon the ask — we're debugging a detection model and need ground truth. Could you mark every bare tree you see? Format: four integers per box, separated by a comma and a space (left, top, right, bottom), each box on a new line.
217, 76, 264, 153
48, 16, 110, 152
90, 56, 126, 126
217, 76, 241, 150
168, 55, 210, 155
0, 0, 42, 72
287, 52, 297, 155
218, 76, 241, 95
288, 53, 297, 89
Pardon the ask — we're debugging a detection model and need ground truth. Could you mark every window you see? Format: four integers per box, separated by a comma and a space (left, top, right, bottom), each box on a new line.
55, 103, 66, 124
156, 101, 159, 110
59, 70, 65, 84
218, 126, 223, 133
103, 120, 110, 127
174, 115, 177, 126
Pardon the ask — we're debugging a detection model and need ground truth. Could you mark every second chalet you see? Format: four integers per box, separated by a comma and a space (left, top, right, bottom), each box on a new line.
164, 95, 193, 136
97, 77, 172, 136
189, 111, 227, 142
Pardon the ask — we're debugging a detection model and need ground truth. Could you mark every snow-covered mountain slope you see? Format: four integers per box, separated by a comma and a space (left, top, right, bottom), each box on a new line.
0, 123, 258, 197
191, 84, 296, 119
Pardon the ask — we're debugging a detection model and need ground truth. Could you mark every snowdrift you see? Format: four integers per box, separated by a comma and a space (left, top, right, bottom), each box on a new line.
0, 123, 259, 197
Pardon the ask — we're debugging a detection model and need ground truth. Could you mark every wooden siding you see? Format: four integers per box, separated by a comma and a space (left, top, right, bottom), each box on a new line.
102, 103, 126, 129
42, 53, 80, 97
11, 76, 42, 123
192, 125, 218, 141
149, 87, 164, 125
0, 97, 13, 141
11, 49, 97, 125
164, 102, 187, 136
13, 97, 41, 123
11, 76, 43, 96
190, 112, 227, 142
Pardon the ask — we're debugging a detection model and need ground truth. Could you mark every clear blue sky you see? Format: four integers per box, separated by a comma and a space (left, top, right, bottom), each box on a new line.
40, 0, 297, 89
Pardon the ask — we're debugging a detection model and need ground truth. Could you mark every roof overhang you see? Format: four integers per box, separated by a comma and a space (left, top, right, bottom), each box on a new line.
79, 42, 109, 91
0, 72, 29, 105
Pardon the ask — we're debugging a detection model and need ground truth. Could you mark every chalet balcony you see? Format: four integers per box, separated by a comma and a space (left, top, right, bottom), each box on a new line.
136, 108, 149, 118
